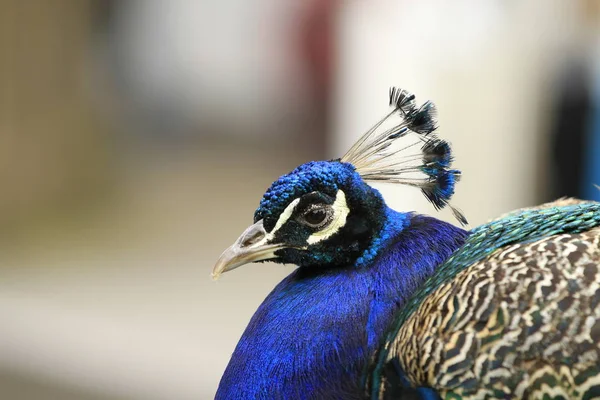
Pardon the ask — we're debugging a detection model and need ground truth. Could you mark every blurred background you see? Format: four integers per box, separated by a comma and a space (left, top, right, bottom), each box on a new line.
1, 0, 599, 398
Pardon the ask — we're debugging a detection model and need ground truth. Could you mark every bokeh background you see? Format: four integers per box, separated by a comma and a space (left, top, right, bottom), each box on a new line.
1, 1, 600, 399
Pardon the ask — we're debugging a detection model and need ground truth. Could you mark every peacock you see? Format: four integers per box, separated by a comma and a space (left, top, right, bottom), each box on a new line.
212, 88, 600, 399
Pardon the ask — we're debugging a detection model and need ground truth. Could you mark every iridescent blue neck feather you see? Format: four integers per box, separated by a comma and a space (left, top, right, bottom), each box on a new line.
215, 209, 468, 399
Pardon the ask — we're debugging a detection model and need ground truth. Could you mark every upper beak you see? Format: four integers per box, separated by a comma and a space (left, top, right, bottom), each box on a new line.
212, 219, 285, 280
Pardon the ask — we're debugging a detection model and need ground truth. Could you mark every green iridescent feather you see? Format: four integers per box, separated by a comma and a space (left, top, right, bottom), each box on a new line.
369, 201, 600, 399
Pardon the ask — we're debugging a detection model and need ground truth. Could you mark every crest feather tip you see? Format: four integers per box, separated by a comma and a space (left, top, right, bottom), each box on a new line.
341, 87, 466, 224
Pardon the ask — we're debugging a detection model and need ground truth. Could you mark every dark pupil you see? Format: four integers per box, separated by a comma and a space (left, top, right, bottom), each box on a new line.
305, 208, 327, 225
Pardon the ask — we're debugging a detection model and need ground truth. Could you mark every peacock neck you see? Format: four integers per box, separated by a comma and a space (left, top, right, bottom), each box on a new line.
215, 208, 468, 400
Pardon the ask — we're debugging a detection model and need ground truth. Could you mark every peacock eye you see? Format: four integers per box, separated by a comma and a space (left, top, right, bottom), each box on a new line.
300, 205, 333, 229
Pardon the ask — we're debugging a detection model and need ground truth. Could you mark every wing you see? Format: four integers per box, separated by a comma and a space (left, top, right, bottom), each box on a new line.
369, 201, 600, 400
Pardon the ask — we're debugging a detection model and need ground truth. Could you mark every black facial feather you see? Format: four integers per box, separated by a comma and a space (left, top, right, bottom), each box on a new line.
270, 182, 387, 269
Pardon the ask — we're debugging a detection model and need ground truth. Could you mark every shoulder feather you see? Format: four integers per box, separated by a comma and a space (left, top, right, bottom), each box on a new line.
368, 201, 600, 399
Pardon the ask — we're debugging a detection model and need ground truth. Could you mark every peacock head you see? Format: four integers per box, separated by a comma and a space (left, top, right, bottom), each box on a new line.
212, 88, 466, 278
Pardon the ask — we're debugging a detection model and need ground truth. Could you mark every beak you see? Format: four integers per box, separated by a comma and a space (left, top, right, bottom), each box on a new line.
212, 220, 285, 280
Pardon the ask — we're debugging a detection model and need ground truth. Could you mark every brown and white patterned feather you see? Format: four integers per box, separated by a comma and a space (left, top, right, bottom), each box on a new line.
388, 222, 600, 399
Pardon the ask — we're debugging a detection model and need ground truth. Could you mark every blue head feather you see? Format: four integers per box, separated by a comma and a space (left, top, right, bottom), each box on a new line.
255, 161, 357, 231
406, 101, 438, 134
217, 159, 468, 398
251, 160, 392, 268
421, 169, 460, 210
340, 87, 466, 225
216, 208, 468, 399
215, 88, 469, 399
422, 138, 453, 168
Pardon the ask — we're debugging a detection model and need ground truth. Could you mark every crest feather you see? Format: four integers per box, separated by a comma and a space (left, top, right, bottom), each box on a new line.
341, 87, 467, 225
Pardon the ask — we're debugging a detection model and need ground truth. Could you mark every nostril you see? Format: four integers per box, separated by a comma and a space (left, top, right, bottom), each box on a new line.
241, 230, 265, 247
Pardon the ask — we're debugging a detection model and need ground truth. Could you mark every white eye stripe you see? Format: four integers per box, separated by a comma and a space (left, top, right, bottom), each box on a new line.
265, 190, 349, 245
267, 197, 301, 239
306, 190, 349, 245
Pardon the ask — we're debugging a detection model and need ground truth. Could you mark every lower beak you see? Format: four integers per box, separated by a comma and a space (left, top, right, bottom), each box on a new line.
211, 220, 285, 280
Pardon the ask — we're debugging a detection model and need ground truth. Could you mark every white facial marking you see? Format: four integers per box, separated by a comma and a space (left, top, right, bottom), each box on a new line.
306, 190, 349, 245
265, 197, 301, 241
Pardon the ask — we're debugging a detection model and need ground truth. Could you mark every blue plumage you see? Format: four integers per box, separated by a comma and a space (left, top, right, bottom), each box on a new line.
421, 169, 460, 210
212, 88, 600, 399
421, 139, 452, 168
255, 161, 355, 231
213, 88, 467, 399
406, 101, 438, 134
255, 161, 337, 217
216, 208, 467, 399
